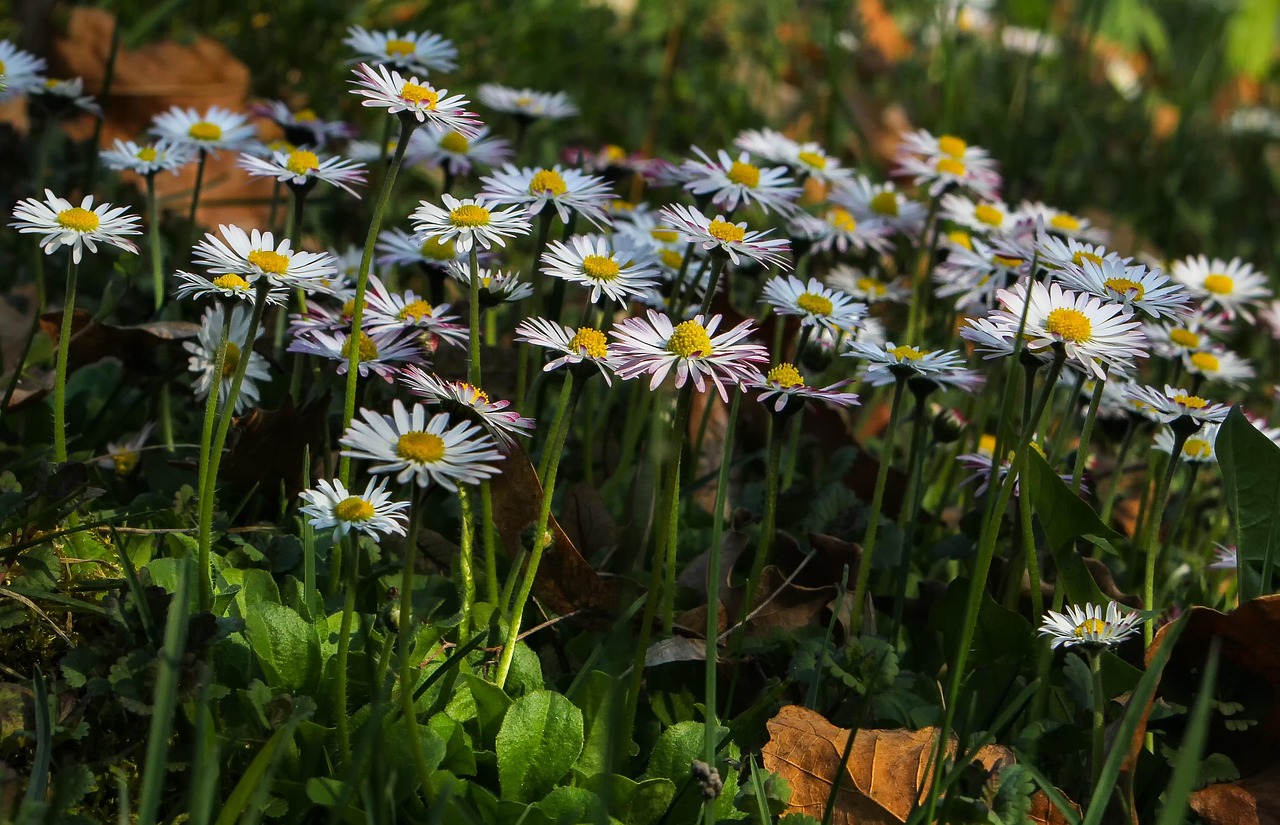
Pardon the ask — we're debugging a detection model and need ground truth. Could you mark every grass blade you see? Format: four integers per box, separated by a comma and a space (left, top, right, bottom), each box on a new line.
137, 558, 192, 825
1155, 637, 1221, 825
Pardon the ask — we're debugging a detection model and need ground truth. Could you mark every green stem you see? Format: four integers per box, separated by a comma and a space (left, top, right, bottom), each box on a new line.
661, 388, 697, 634
496, 372, 581, 687
1099, 416, 1139, 527
847, 374, 909, 637
481, 481, 499, 604
395, 486, 436, 795
1046, 370, 1084, 466
185, 149, 209, 264
1072, 372, 1107, 493
147, 174, 165, 313
52, 258, 79, 464
1090, 649, 1106, 790
339, 117, 417, 487
698, 256, 728, 319
467, 246, 482, 387
335, 530, 360, 766
457, 485, 477, 641
1142, 423, 1193, 644
889, 390, 932, 638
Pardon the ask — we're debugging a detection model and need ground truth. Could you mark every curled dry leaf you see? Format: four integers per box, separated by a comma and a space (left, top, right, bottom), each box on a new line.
560, 482, 617, 557
222, 395, 329, 495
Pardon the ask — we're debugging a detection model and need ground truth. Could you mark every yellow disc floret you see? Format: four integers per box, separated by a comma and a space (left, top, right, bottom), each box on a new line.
768, 362, 805, 388
1072, 251, 1103, 267
1168, 328, 1200, 349
399, 83, 439, 108
1190, 352, 1220, 373
188, 121, 222, 142
937, 135, 968, 158
213, 274, 250, 292
112, 451, 140, 476
1073, 618, 1107, 638
660, 249, 683, 269
344, 332, 379, 361
1050, 214, 1082, 232
582, 255, 620, 281
974, 203, 1004, 226
568, 327, 608, 359
136, 147, 158, 162
947, 230, 973, 250
399, 299, 433, 322
797, 150, 827, 170
727, 160, 761, 188
936, 158, 966, 177
1173, 393, 1208, 409
667, 320, 712, 358
1202, 274, 1234, 295
869, 191, 899, 217
1046, 307, 1092, 342
888, 344, 925, 361
796, 292, 834, 316
421, 235, 457, 260
1104, 277, 1145, 300
993, 255, 1023, 269
1183, 438, 1213, 460
707, 218, 745, 244
334, 496, 375, 522
385, 39, 416, 57
650, 229, 679, 243
528, 169, 567, 197
439, 131, 470, 154
57, 207, 100, 233
450, 204, 491, 227
396, 431, 446, 463
827, 208, 856, 233
248, 249, 290, 275
286, 150, 319, 175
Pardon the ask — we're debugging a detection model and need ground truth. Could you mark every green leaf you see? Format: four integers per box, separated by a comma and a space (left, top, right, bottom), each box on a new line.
1023, 449, 1114, 605
1156, 640, 1221, 825
1228, 0, 1280, 78
242, 602, 320, 693
643, 721, 743, 821
580, 774, 675, 825
536, 786, 604, 825
16, 547, 61, 591
571, 669, 617, 778
463, 673, 512, 751
1216, 406, 1280, 601
496, 689, 585, 803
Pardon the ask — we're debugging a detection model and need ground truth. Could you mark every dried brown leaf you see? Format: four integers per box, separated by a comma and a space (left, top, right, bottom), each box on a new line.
1190, 764, 1280, 825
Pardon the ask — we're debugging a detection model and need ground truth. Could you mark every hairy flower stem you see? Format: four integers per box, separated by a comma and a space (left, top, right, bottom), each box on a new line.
1072, 370, 1107, 493
1090, 648, 1106, 790
395, 486, 436, 795
339, 117, 417, 488
1141, 419, 1195, 644
481, 481, 499, 604
52, 258, 79, 464
699, 256, 729, 319
184, 149, 209, 265
146, 174, 165, 313
848, 373, 909, 637
457, 485, 477, 641
496, 373, 582, 688
467, 246, 482, 386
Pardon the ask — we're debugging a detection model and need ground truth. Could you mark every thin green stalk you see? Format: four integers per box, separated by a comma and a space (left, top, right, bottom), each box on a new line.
457, 485, 477, 640
698, 256, 729, 319
1089, 649, 1106, 791
146, 174, 165, 312
137, 560, 191, 825
1016, 461, 1043, 621
395, 486, 436, 795
52, 257, 79, 464
703, 392, 741, 825
660, 388, 697, 634
1141, 421, 1194, 644
481, 481, 499, 604
889, 389, 933, 637
335, 530, 360, 765
339, 117, 417, 487
1047, 370, 1085, 466
467, 246, 482, 386
185, 149, 209, 263
848, 374, 909, 637
496, 372, 581, 687
1072, 372, 1107, 493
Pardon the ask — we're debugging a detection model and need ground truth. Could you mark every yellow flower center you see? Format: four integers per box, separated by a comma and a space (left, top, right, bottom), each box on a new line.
248, 249, 290, 275
797, 150, 827, 170
978, 433, 997, 455
286, 150, 319, 175
341, 299, 357, 318
222, 342, 241, 378
993, 255, 1023, 269
974, 203, 1004, 226
1183, 438, 1213, 460
582, 255, 620, 281
294, 108, 317, 122
1168, 328, 1200, 349
568, 326, 608, 359
420, 235, 457, 260
0, 60, 6, 75
947, 230, 973, 250
827, 208, 856, 233
707, 218, 745, 244
112, 451, 140, 476
56, 207, 99, 233
439, 131, 470, 153
385, 39, 417, 57
1073, 618, 1107, 637
856, 277, 886, 297
660, 249, 684, 269
888, 344, 925, 361
768, 362, 805, 388
869, 191, 899, 217
399, 299, 433, 322
188, 121, 222, 142
1050, 214, 1082, 232
136, 147, 158, 162
726, 160, 761, 188
396, 431, 446, 463
1173, 393, 1208, 409
400, 82, 439, 108
604, 144, 627, 162
213, 273, 250, 291
796, 292, 834, 316
610, 200, 636, 212
1046, 307, 1092, 342
450, 204, 491, 228
1072, 251, 1103, 267
936, 158, 966, 177
937, 135, 968, 157
529, 169, 568, 197
650, 229, 679, 243
1190, 352, 1220, 373
1105, 277, 1145, 299
334, 496, 375, 522
667, 320, 713, 358
1202, 274, 1234, 295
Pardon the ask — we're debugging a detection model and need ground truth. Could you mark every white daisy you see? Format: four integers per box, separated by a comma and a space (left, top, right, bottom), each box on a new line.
894, 130, 1001, 199
752, 362, 860, 414
409, 194, 531, 254
30, 77, 101, 117
100, 139, 194, 177
0, 40, 46, 101
362, 274, 467, 345
789, 207, 892, 255
540, 234, 659, 304
1182, 347, 1255, 388
844, 341, 980, 389
10, 190, 140, 263
760, 275, 867, 335
479, 164, 615, 229
1122, 384, 1229, 424
193, 225, 339, 293
343, 26, 457, 75
447, 263, 533, 305
299, 477, 409, 538
1209, 544, 1238, 571
515, 318, 619, 385
1018, 201, 1103, 242
173, 270, 289, 306
96, 423, 155, 476
1155, 423, 1219, 464
659, 203, 791, 268
1170, 254, 1272, 321
825, 265, 911, 305
1055, 257, 1192, 321
611, 310, 768, 402
349, 63, 480, 136
150, 105, 256, 155
237, 148, 367, 197
340, 400, 504, 490
681, 147, 801, 216
1039, 602, 1141, 649
831, 174, 927, 234
1141, 310, 1231, 359
251, 100, 355, 148
940, 194, 1018, 235
477, 83, 578, 120
288, 327, 427, 381
418, 126, 511, 177
376, 227, 470, 270
1035, 234, 1127, 274
400, 367, 535, 447
184, 303, 271, 414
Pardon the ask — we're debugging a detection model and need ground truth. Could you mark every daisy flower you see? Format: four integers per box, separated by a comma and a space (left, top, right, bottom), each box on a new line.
251, 100, 355, 148
1039, 603, 1141, 649
1182, 347, 1255, 388
193, 225, 339, 293
735, 128, 856, 187
957, 436, 1068, 496
362, 275, 467, 345
1155, 423, 1219, 464
1209, 544, 1238, 571
789, 207, 892, 255
1170, 254, 1272, 321
299, 477, 409, 538
340, 400, 504, 490
184, 304, 271, 414
96, 423, 155, 476
479, 164, 615, 229
515, 318, 619, 385
825, 265, 911, 305
173, 270, 289, 306
288, 327, 426, 381
1122, 384, 1228, 425
1141, 309, 1231, 359
400, 367, 534, 447
376, 227, 469, 270
418, 126, 511, 177
409, 194, 531, 254
151, 105, 256, 155
343, 26, 457, 75
30, 77, 101, 117
681, 147, 801, 215
100, 139, 193, 177
895, 130, 1001, 199
933, 236, 1025, 314
0, 40, 46, 101
540, 234, 659, 304
611, 310, 768, 401
1034, 234, 1126, 274
1258, 300, 1280, 340
477, 84, 578, 121
659, 203, 790, 268
845, 341, 979, 389
1055, 257, 1192, 321
11, 190, 140, 263
761, 275, 867, 335
1018, 201, 1102, 241
752, 362, 860, 414
238, 148, 367, 196
940, 194, 1019, 235
448, 263, 534, 305
831, 174, 927, 233
349, 63, 480, 136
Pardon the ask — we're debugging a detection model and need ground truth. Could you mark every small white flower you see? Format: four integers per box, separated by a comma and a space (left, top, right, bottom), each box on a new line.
751, 362, 860, 414
681, 147, 802, 216
418, 126, 512, 177
1055, 257, 1192, 321
479, 164, 615, 229
173, 270, 289, 306
0, 40, 46, 101
894, 130, 1000, 199
95, 423, 155, 476
477, 83, 578, 120
1122, 385, 1229, 424
844, 341, 979, 389
288, 327, 427, 381
611, 310, 768, 402
761, 275, 867, 336
515, 318, 619, 385
831, 174, 927, 234
540, 234, 659, 304
659, 203, 790, 269
408, 194, 531, 254
1155, 423, 1219, 464
447, 263, 533, 304
825, 265, 910, 305
151, 105, 256, 154
1018, 201, 1103, 242
1039, 602, 1141, 649
1171, 254, 1272, 321
251, 100, 355, 148
789, 207, 892, 255
193, 225, 339, 293
100, 139, 194, 176
376, 226, 469, 270
31, 77, 100, 117
340, 400, 504, 490
238, 148, 367, 196
10, 190, 140, 263
184, 303, 271, 413
343, 25, 458, 75
362, 274, 467, 345
1182, 347, 1255, 388
349, 63, 480, 136
400, 367, 535, 447
299, 477, 409, 538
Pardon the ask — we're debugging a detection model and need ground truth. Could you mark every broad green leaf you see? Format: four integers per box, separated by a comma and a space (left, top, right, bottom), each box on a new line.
536, 786, 604, 824
643, 721, 743, 821
463, 673, 512, 751
571, 669, 617, 778
496, 689, 584, 803
1215, 406, 1280, 601
243, 602, 320, 693
581, 774, 676, 825
1023, 449, 1114, 605
1227, 0, 1280, 78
